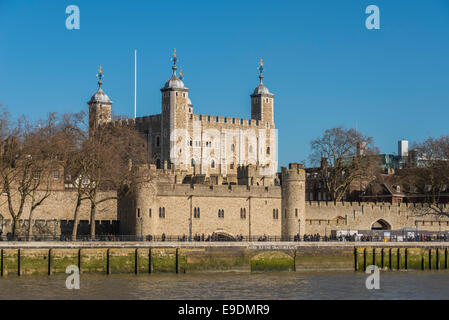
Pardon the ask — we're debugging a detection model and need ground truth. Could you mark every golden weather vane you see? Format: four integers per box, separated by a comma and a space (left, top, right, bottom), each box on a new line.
96, 65, 104, 86
171, 49, 178, 65
258, 58, 264, 82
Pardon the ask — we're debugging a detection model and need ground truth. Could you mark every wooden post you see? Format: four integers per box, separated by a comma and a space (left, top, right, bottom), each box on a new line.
17, 249, 21, 276
148, 248, 153, 274
135, 248, 139, 274
436, 249, 440, 270
175, 248, 180, 274
397, 248, 400, 270
106, 249, 110, 275
78, 249, 82, 274
381, 248, 384, 269
1, 248, 3, 277
404, 248, 407, 270
389, 248, 392, 270
48, 249, 52, 275
363, 248, 366, 271
444, 248, 447, 269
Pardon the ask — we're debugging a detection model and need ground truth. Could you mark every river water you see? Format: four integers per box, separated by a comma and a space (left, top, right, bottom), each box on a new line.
0, 271, 448, 299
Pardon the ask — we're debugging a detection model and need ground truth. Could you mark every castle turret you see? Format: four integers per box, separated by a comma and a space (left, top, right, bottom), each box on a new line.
281, 163, 306, 240
251, 58, 274, 126
160, 49, 192, 169
88, 66, 112, 137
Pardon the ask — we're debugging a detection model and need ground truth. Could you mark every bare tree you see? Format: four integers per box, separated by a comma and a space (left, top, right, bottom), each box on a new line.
26, 114, 65, 240
309, 126, 380, 201
399, 136, 449, 218
83, 123, 149, 239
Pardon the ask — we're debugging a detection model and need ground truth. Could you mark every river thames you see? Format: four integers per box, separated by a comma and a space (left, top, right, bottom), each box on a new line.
0, 271, 448, 299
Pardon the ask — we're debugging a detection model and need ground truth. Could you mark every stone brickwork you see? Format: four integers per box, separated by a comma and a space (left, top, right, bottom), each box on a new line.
0, 190, 117, 236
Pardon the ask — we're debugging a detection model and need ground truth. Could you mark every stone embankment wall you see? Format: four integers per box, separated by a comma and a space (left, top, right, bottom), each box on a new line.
0, 242, 448, 275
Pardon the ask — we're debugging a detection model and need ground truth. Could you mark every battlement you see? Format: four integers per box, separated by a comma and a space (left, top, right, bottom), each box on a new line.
305, 200, 445, 209
281, 163, 306, 180
192, 114, 263, 128
155, 182, 281, 198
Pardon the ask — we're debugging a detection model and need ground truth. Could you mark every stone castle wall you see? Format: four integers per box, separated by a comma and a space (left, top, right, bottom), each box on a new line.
0, 190, 117, 236
124, 176, 449, 239
304, 201, 449, 235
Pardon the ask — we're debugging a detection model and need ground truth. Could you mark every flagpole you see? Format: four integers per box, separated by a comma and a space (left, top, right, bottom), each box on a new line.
134, 49, 137, 119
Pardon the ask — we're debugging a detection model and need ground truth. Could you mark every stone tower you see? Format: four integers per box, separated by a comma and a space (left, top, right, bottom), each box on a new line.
160, 49, 192, 169
88, 66, 112, 137
251, 58, 274, 126
281, 163, 306, 240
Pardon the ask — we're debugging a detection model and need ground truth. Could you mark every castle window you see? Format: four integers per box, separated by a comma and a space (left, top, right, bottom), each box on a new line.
295, 208, 298, 217
230, 163, 234, 169
231, 144, 235, 152
240, 208, 246, 219
156, 136, 160, 147
149, 208, 152, 218
191, 158, 195, 167
53, 170, 60, 180
273, 209, 279, 220
267, 147, 270, 155
159, 207, 165, 218
189, 140, 193, 146
176, 92, 178, 96
211, 160, 215, 169
137, 208, 141, 218
194, 207, 200, 219
249, 145, 253, 153
183, 93, 185, 97
218, 209, 224, 218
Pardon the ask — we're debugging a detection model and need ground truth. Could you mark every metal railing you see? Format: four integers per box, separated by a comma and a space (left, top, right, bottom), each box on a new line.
1, 233, 449, 242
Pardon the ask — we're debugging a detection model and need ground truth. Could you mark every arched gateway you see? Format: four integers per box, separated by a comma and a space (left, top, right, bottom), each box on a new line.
371, 219, 391, 230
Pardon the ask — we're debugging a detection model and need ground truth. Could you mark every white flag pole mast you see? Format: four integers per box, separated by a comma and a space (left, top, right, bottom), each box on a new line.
134, 49, 137, 119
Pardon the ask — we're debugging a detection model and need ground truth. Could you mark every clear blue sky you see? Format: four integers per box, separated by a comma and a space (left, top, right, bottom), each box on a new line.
1, 0, 448, 168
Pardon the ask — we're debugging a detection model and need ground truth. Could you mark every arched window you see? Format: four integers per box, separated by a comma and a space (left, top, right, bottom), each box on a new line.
211, 160, 215, 169
267, 147, 270, 155
218, 209, 224, 218
194, 207, 200, 219
191, 158, 195, 168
